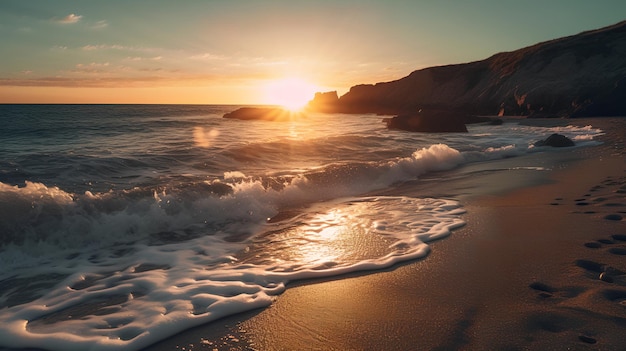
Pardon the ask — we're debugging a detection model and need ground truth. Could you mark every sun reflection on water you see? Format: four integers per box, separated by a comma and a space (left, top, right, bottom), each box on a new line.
239, 201, 398, 270
193, 126, 220, 148
237, 197, 465, 273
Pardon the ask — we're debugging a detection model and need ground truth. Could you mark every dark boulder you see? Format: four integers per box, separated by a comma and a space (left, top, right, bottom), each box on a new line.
384, 110, 468, 133
533, 133, 575, 147
223, 107, 297, 121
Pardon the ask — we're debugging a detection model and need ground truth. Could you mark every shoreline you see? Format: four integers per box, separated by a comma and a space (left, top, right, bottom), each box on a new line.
143, 118, 625, 350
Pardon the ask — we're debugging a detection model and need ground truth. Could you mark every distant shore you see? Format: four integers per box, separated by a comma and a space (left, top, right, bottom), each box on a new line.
144, 117, 626, 351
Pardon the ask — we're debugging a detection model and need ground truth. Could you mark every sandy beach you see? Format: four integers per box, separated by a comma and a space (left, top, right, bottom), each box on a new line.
144, 118, 625, 351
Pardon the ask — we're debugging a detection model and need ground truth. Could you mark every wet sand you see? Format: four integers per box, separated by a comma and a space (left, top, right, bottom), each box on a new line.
144, 118, 625, 351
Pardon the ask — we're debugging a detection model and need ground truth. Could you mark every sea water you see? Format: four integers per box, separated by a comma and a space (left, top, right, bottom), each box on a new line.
0, 105, 603, 350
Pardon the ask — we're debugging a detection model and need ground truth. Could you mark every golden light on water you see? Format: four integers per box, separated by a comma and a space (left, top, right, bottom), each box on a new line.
272, 207, 388, 267
288, 209, 348, 265
193, 127, 220, 148
239, 197, 444, 272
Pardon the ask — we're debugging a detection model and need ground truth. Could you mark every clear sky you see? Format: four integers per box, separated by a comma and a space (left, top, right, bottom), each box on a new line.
1, 0, 624, 104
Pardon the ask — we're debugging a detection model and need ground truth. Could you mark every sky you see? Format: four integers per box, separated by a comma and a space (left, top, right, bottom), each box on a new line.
1, 0, 625, 104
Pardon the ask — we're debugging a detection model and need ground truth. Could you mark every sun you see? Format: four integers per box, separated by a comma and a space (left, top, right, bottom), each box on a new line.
263, 77, 320, 111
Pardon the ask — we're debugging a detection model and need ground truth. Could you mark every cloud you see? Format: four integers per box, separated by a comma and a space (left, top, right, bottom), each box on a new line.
190, 53, 225, 60
90, 20, 108, 29
81, 44, 157, 52
58, 14, 82, 24
125, 56, 163, 61
72, 62, 111, 74
82, 44, 125, 51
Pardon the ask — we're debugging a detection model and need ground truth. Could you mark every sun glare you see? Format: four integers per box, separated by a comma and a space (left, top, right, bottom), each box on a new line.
263, 77, 320, 111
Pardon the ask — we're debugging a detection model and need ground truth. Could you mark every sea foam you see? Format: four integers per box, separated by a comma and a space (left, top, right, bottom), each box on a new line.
0, 196, 465, 351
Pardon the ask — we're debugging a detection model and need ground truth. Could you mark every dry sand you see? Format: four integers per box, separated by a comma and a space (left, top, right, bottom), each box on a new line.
144, 118, 625, 351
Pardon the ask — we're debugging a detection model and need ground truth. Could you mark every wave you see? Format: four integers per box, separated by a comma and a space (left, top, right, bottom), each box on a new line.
0, 144, 465, 255
0, 130, 602, 260
0, 195, 465, 351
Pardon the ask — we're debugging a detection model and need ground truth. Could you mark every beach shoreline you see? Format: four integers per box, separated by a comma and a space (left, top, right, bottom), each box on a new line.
143, 117, 625, 351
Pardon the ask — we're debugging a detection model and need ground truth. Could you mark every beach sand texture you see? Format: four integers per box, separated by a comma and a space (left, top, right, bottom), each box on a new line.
144, 118, 626, 351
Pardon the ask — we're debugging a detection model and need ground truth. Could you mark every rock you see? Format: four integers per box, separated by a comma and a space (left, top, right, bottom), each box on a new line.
322, 21, 626, 117
306, 91, 339, 112
599, 272, 614, 283
223, 107, 297, 121
533, 133, 575, 147
384, 109, 468, 133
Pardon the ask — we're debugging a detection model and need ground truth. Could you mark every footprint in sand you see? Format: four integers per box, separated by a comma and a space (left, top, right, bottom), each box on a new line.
552, 176, 626, 214
527, 260, 624, 345
526, 283, 603, 345
569, 176, 626, 219
528, 282, 586, 299
579, 235, 626, 284
584, 234, 626, 251
604, 214, 624, 221
526, 229, 626, 346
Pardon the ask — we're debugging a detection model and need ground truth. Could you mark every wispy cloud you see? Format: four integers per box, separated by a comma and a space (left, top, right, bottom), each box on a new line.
81, 44, 157, 52
71, 62, 112, 75
125, 56, 163, 62
189, 52, 225, 60
90, 20, 108, 30
57, 14, 82, 24
82, 44, 125, 51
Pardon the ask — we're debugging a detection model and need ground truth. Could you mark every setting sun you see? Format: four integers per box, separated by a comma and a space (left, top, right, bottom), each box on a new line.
263, 77, 320, 111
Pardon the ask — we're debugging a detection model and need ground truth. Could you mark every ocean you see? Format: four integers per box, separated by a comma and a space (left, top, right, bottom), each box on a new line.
0, 104, 603, 351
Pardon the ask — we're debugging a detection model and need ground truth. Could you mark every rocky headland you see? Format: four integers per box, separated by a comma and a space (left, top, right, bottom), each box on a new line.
308, 21, 626, 118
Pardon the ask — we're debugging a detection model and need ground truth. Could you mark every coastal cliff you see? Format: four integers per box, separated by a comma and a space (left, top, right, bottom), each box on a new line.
309, 21, 626, 117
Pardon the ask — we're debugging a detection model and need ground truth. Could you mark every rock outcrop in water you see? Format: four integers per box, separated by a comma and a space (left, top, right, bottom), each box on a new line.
533, 133, 576, 147
308, 21, 626, 118
306, 91, 340, 113
384, 109, 469, 133
223, 107, 299, 121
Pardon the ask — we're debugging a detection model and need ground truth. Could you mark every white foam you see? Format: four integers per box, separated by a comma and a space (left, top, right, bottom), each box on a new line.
0, 196, 464, 351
